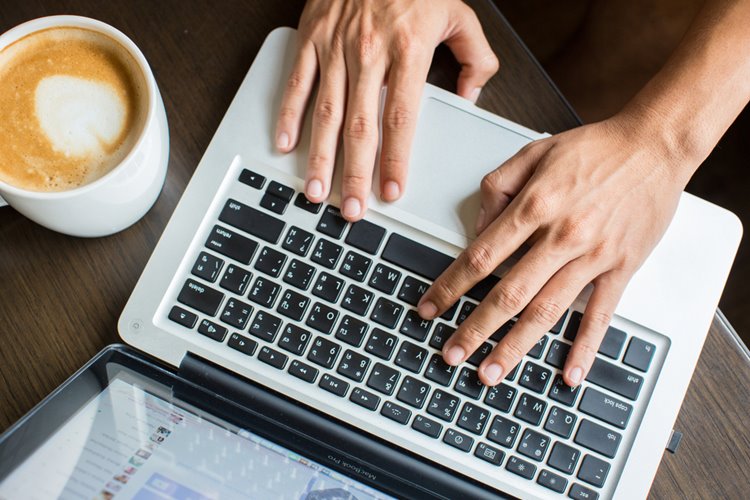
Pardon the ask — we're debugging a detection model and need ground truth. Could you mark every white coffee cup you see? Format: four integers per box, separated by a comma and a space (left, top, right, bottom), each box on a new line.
0, 16, 169, 237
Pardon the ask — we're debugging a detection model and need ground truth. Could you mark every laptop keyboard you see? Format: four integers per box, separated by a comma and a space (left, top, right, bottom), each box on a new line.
166, 165, 664, 500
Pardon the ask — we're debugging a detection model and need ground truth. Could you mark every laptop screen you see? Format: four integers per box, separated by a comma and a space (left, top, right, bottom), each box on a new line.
0, 374, 393, 500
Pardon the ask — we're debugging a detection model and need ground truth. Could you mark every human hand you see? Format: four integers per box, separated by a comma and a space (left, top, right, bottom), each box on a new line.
275, 0, 499, 220
417, 115, 690, 387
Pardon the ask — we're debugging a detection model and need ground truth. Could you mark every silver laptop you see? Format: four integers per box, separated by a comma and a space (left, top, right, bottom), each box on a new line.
119, 28, 742, 499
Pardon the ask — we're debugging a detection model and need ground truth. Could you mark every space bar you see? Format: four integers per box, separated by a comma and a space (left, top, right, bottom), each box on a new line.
381, 233, 455, 281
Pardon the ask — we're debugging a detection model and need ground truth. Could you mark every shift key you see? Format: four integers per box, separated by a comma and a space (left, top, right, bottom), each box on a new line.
219, 199, 285, 244
586, 358, 643, 401
177, 279, 224, 316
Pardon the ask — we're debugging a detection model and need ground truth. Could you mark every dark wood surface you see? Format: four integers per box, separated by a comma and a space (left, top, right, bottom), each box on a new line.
0, 1, 747, 498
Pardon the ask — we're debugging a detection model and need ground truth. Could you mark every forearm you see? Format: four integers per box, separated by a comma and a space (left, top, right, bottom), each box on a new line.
620, 0, 750, 184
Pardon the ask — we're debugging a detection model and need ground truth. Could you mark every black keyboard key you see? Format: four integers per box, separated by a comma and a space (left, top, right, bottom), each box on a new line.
192, 252, 224, 282
227, 333, 258, 356
514, 393, 547, 426
367, 363, 400, 396
260, 192, 287, 215
312, 272, 345, 303
395, 341, 428, 373
307, 336, 341, 369
288, 360, 318, 383
505, 364, 520, 382
346, 219, 386, 255
519, 362, 552, 394
547, 442, 580, 475
220, 264, 252, 295
575, 420, 621, 458
248, 277, 281, 308
623, 336, 656, 372
219, 199, 284, 244
578, 454, 610, 488
337, 349, 371, 382
487, 416, 521, 448
475, 442, 504, 466
569, 483, 599, 500
425, 354, 457, 386
550, 310, 569, 334
564, 311, 626, 359
381, 401, 411, 424
311, 238, 343, 268
467, 342, 493, 367
350, 388, 380, 411
466, 274, 499, 302
528, 335, 549, 359
370, 297, 403, 329
579, 387, 632, 429
454, 367, 484, 400
545, 406, 577, 438
549, 375, 580, 407
306, 301, 339, 334
397, 276, 429, 306
365, 328, 398, 360
440, 302, 459, 322
429, 323, 455, 350
443, 428, 473, 452
506, 455, 536, 480
340, 251, 372, 282
266, 180, 294, 202
427, 389, 460, 422
319, 373, 349, 397
197, 319, 227, 342
238, 168, 265, 189
457, 301, 477, 325
412, 415, 443, 439
587, 357, 643, 401
457, 402, 490, 435
335, 315, 368, 347
400, 310, 433, 342
491, 319, 515, 341
518, 429, 551, 462
248, 311, 282, 342
397, 376, 430, 409
546, 340, 571, 369
341, 284, 374, 316
220, 298, 253, 329
278, 324, 312, 355
254, 246, 287, 278
537, 469, 567, 493
317, 205, 348, 239
169, 305, 197, 328
205, 225, 258, 265
369, 263, 401, 295
485, 383, 517, 413
382, 233, 454, 281
282, 226, 315, 256
177, 279, 224, 317
294, 192, 323, 213
283, 259, 316, 290
277, 289, 310, 322
258, 346, 288, 369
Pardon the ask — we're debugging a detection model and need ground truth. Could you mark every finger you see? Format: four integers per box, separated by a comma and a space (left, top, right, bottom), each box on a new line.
340, 44, 386, 220
477, 257, 595, 385
476, 140, 550, 234
563, 270, 629, 386
379, 53, 431, 201
440, 238, 571, 368
276, 41, 318, 153
444, 4, 499, 102
305, 53, 347, 203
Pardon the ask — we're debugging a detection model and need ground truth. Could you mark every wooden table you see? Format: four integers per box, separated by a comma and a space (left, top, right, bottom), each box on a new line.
1, 1, 748, 497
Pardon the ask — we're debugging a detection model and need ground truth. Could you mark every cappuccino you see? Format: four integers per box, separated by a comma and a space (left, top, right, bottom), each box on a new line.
0, 27, 148, 192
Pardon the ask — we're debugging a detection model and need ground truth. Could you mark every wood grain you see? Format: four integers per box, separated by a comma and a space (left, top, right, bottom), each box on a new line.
0, 1, 747, 498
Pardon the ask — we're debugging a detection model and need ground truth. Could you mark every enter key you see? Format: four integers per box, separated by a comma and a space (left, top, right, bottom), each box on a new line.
579, 387, 633, 430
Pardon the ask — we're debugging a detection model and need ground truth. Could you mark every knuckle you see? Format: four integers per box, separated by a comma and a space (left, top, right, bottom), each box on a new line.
277, 106, 298, 123
381, 152, 406, 174
573, 340, 600, 359
286, 71, 307, 93
478, 53, 500, 75
528, 299, 564, 326
393, 31, 423, 61
463, 241, 497, 276
480, 169, 501, 194
490, 281, 528, 313
586, 309, 613, 331
342, 171, 369, 192
314, 98, 341, 126
554, 218, 587, 247
519, 191, 550, 224
460, 324, 488, 346
308, 151, 332, 170
499, 337, 527, 364
344, 114, 375, 142
384, 105, 412, 133
354, 33, 379, 63
431, 277, 460, 306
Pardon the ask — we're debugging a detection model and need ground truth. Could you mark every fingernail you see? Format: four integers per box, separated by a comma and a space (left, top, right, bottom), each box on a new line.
382, 181, 400, 201
342, 197, 361, 218
470, 87, 481, 104
444, 345, 465, 365
418, 300, 437, 319
276, 131, 290, 150
476, 207, 486, 233
568, 367, 583, 386
306, 179, 323, 198
483, 363, 503, 385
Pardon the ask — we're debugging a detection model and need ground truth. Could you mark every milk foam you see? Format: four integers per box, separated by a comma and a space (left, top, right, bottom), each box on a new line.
35, 75, 126, 158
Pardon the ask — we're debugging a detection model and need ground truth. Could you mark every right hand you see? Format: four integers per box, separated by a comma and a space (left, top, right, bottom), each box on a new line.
275, 0, 499, 220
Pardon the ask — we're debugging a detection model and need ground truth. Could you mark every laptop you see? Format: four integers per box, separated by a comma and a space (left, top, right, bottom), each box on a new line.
0, 27, 742, 499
